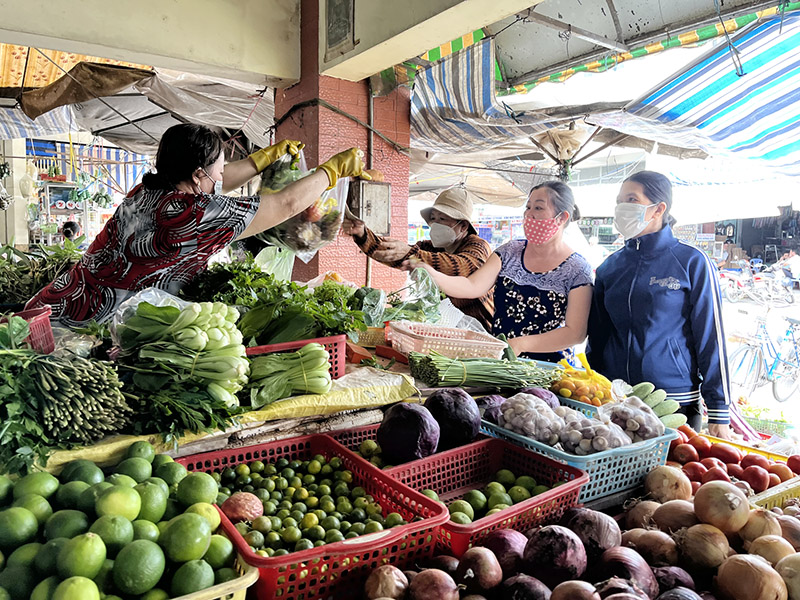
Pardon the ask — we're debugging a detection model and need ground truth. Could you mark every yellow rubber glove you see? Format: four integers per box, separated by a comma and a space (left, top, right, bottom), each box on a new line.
317, 148, 371, 190
249, 140, 305, 172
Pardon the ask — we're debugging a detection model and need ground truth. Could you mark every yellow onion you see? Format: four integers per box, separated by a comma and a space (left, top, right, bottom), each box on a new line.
749, 535, 796, 566
653, 500, 699, 533
633, 530, 679, 566
626, 500, 661, 530
715, 554, 787, 600
677, 524, 730, 569
621, 528, 649, 548
775, 553, 800, 599
645, 466, 692, 503
741, 509, 783, 548
779, 516, 800, 551
694, 481, 750, 534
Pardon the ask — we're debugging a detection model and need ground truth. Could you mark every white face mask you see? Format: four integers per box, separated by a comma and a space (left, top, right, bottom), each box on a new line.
201, 168, 223, 195
429, 222, 459, 248
614, 203, 655, 240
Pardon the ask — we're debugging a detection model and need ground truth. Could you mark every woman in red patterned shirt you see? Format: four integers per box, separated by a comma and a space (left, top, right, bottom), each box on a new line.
27, 124, 367, 326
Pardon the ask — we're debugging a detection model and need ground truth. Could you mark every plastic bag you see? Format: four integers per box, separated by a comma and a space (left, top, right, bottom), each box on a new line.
555, 406, 631, 454
438, 299, 487, 334
256, 151, 349, 263
110, 288, 187, 347
498, 393, 566, 446
254, 246, 295, 281
383, 267, 442, 323
600, 396, 665, 443
51, 326, 97, 358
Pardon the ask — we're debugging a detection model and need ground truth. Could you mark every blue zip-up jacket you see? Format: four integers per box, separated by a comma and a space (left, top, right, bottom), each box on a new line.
586, 226, 731, 424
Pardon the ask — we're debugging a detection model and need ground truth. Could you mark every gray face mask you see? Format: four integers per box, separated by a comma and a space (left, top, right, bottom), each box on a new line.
429, 223, 459, 248
201, 168, 223, 195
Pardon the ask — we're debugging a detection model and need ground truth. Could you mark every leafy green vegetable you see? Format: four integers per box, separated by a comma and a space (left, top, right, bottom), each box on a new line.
0, 315, 30, 349
0, 240, 83, 305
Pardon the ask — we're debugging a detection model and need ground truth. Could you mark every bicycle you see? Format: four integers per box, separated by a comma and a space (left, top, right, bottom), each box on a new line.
728, 315, 800, 402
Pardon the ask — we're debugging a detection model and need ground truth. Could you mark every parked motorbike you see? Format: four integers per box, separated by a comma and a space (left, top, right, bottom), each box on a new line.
720, 260, 794, 306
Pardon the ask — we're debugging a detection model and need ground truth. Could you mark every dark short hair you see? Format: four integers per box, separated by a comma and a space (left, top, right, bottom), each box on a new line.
530, 181, 581, 221
625, 170, 677, 227
142, 124, 224, 189
62, 221, 81, 239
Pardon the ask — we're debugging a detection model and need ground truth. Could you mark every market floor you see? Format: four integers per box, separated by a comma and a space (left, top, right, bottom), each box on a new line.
722, 289, 800, 424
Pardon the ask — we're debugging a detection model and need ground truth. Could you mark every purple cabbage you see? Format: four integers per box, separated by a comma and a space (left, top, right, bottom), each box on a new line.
424, 388, 481, 450
376, 403, 440, 464
479, 394, 507, 425
519, 387, 560, 411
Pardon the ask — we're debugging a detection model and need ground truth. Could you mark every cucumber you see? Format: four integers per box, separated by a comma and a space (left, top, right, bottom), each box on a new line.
654, 399, 680, 417
643, 389, 667, 408
631, 382, 656, 400
660, 413, 688, 428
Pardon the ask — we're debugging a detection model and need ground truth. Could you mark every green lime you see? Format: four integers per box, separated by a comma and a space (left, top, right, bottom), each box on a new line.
0, 475, 12, 506
125, 441, 155, 463
448, 500, 475, 520
30, 575, 60, 600
105, 473, 137, 488
52, 576, 100, 600
485, 482, 506, 497
244, 530, 265, 548
162, 498, 181, 521
301, 513, 319, 529
13, 472, 59, 501
96, 486, 141, 521
0, 507, 39, 550
508, 486, 532, 504
364, 521, 384, 534
235, 464, 251, 477
495, 469, 516, 488
305, 525, 326, 541
134, 482, 168, 523
487, 493, 513, 510
6, 542, 41, 569
34, 537, 68, 576
144, 477, 169, 496
57, 532, 107, 579
55, 481, 91, 510
141, 589, 169, 600
62, 463, 104, 486
263, 501, 277, 516
0, 564, 36, 599
320, 516, 340, 531
265, 531, 282, 549
384, 513, 405, 527
132, 519, 160, 542
215, 567, 239, 584
60, 460, 96, 481
171, 559, 214, 596
421, 489, 439, 501
463, 490, 488, 513
349, 522, 366, 535
349, 507, 367, 522
115, 458, 152, 484
515, 475, 538, 491
533, 484, 551, 495
203, 534, 234, 569
491, 503, 511, 511
486, 508, 502, 516
77, 482, 113, 516
281, 526, 302, 544
295, 538, 315, 552
159, 513, 212, 562
359, 440, 379, 457
176, 472, 218, 507
12, 493, 53, 526
93, 558, 114, 594
150, 454, 174, 471
154, 462, 187, 487
450, 512, 472, 525
325, 529, 345, 543
89, 515, 134, 556
112, 539, 165, 595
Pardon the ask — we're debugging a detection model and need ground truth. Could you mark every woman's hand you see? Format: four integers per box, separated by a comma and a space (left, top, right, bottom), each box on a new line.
318, 148, 371, 189
707, 423, 740, 441
372, 239, 412, 263
250, 140, 305, 172
342, 215, 366, 238
508, 336, 530, 356
400, 258, 433, 274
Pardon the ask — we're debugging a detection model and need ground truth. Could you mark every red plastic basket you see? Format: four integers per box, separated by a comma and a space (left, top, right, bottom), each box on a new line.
177, 434, 448, 600
328, 423, 381, 452
246, 335, 346, 380
1, 306, 55, 353
390, 438, 588, 557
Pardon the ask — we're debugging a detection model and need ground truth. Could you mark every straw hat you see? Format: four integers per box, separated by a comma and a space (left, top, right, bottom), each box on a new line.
420, 188, 477, 235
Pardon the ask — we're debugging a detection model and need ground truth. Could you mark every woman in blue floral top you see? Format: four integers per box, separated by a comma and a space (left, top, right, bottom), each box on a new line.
405, 182, 593, 362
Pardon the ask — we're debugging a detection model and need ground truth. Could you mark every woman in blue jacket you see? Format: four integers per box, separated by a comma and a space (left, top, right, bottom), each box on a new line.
586, 171, 735, 440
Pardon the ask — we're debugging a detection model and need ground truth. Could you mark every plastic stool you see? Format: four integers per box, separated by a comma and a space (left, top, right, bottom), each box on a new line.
765, 244, 779, 262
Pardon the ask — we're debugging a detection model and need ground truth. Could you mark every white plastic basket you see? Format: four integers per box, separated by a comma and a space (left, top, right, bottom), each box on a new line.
387, 321, 506, 359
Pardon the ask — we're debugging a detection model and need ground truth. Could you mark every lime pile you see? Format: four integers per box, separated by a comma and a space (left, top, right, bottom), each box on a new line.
0, 440, 240, 600
211, 453, 407, 557
354, 439, 390, 469
433, 469, 558, 525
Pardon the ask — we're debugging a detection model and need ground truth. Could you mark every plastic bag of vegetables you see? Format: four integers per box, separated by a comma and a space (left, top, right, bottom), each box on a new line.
255, 151, 349, 263
600, 395, 665, 442
496, 393, 566, 445
555, 406, 631, 455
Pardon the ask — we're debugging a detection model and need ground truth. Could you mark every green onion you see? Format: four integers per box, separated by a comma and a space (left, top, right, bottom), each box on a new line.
409, 351, 561, 389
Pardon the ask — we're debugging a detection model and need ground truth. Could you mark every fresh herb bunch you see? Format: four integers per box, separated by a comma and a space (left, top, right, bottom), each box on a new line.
0, 241, 83, 304
181, 256, 277, 307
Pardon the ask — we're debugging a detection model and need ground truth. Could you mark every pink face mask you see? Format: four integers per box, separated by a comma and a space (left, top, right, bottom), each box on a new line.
523, 216, 562, 245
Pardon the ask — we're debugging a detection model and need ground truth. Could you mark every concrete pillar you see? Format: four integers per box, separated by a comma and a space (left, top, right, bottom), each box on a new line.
276, 0, 409, 292
0, 139, 30, 247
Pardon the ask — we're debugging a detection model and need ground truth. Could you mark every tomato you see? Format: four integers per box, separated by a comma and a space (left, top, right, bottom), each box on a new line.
709, 443, 742, 464
701, 467, 731, 484
741, 454, 770, 471
670, 431, 689, 452
741, 465, 770, 493
666, 461, 684, 469
682, 461, 708, 482
691, 481, 702, 495
303, 202, 324, 222
769, 463, 794, 482
769, 473, 782, 488
726, 463, 744, 479
688, 435, 713, 458
701, 457, 727, 472
679, 425, 699, 439
673, 444, 700, 464
787, 454, 800, 475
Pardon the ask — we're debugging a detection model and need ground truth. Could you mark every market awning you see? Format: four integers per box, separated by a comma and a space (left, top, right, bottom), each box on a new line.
590, 13, 800, 175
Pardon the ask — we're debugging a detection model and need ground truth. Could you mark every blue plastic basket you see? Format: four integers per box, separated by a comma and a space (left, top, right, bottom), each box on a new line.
481, 420, 678, 502
558, 395, 600, 418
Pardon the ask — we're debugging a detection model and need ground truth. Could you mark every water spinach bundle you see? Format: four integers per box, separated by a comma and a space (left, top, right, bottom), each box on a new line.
247, 343, 332, 408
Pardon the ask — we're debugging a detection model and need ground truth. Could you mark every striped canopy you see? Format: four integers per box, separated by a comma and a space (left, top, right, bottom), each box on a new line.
411, 38, 554, 153
591, 13, 800, 174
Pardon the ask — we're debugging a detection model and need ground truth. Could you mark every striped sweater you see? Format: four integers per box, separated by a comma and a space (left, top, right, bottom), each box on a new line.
355, 229, 494, 330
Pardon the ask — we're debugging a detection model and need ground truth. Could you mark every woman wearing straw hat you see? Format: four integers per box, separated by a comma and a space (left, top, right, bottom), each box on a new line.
343, 187, 494, 330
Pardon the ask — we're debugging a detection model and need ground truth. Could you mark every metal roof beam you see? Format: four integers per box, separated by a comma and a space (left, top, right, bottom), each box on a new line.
525, 11, 630, 53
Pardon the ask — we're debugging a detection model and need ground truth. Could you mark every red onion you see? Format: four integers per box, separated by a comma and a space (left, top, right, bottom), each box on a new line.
365, 565, 408, 599
551, 580, 600, 600
566, 509, 622, 561
455, 547, 503, 592
598, 547, 659, 599
501, 574, 552, 600
523, 525, 587, 588
656, 588, 702, 600
478, 529, 527, 578
652, 566, 695, 594
595, 577, 650, 599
